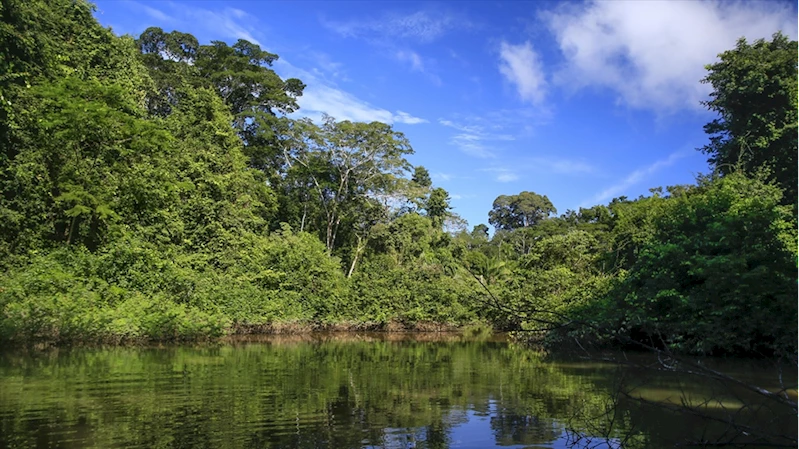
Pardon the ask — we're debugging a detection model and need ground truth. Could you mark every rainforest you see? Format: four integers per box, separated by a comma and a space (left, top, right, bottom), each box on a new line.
0, 0, 796, 361
1, 1, 798, 448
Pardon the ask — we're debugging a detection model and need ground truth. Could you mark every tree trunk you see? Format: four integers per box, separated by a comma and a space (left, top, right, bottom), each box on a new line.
347, 236, 365, 278
326, 221, 334, 253
66, 215, 79, 246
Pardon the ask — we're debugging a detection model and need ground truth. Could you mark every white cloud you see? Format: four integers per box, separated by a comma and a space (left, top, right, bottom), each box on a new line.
497, 173, 520, 183
297, 83, 427, 125
141, 4, 171, 22
439, 119, 482, 134
544, 1, 797, 112
117, 1, 173, 24
306, 51, 349, 82
472, 156, 594, 182
394, 49, 442, 85
297, 83, 394, 123
529, 157, 594, 175
322, 11, 457, 86
584, 151, 687, 205
396, 50, 425, 72
113, 2, 263, 46
322, 11, 467, 43
394, 111, 428, 124
278, 61, 426, 125
451, 135, 496, 158
480, 167, 519, 183
433, 172, 454, 182
184, 7, 263, 46
440, 119, 496, 157
450, 193, 477, 201
498, 41, 547, 105
450, 108, 553, 136
439, 116, 529, 159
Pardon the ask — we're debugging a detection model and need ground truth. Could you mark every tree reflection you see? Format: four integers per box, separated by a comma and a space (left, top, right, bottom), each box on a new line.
491, 411, 559, 446
0, 335, 790, 449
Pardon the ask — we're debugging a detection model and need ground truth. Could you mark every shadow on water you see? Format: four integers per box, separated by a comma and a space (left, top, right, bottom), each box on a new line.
0, 334, 795, 448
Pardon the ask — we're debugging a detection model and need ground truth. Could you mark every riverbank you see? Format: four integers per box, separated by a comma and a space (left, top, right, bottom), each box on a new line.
0, 315, 496, 348
228, 320, 492, 335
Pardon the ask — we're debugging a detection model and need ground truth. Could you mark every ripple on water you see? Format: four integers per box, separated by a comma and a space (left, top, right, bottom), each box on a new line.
0, 338, 795, 449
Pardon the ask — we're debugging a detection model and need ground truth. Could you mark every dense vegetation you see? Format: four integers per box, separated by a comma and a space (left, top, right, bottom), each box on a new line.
0, 0, 795, 357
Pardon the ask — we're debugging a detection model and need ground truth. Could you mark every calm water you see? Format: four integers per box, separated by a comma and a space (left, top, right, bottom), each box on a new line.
0, 333, 795, 449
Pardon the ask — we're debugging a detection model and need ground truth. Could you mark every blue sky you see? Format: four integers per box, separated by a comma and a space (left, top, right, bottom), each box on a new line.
93, 0, 797, 229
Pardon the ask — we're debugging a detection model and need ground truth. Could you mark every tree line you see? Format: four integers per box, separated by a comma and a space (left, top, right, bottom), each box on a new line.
0, 0, 795, 357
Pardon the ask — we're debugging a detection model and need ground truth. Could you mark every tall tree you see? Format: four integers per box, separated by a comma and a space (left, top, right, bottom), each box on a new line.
471, 224, 489, 240
701, 32, 797, 204
488, 191, 556, 230
411, 166, 432, 188
279, 116, 413, 253
135, 28, 306, 174
425, 187, 451, 227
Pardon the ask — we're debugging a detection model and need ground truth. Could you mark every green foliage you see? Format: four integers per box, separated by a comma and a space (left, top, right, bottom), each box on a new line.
591, 174, 797, 355
424, 187, 452, 227
0, 247, 228, 342
2, 77, 168, 253
349, 254, 476, 326
489, 191, 557, 230
0, 0, 795, 357
411, 165, 432, 188
701, 32, 797, 205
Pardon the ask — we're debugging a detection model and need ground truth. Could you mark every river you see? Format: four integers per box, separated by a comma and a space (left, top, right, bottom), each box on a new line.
0, 333, 795, 448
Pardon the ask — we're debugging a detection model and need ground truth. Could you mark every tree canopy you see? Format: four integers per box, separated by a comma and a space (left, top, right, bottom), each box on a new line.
701, 32, 797, 205
488, 191, 556, 230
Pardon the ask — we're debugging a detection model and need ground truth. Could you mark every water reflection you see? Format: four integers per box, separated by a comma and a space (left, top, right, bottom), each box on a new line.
0, 333, 794, 448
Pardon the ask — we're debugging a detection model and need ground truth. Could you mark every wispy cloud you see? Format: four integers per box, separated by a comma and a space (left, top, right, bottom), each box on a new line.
583, 151, 687, 206
498, 41, 547, 105
497, 173, 519, 183
439, 120, 481, 134
480, 167, 519, 183
528, 157, 594, 175
117, 0, 173, 24
394, 111, 428, 124
450, 135, 496, 158
278, 60, 426, 125
321, 10, 469, 43
439, 118, 520, 158
111, 2, 262, 46
543, 0, 797, 112
438, 119, 515, 141
140, 3, 171, 22
474, 156, 594, 184
450, 193, 477, 201
185, 7, 262, 46
433, 172, 454, 182
304, 51, 349, 82
321, 10, 470, 85
297, 84, 427, 125
439, 113, 542, 159
394, 50, 442, 85
448, 49, 469, 67
456, 107, 553, 135
396, 50, 425, 72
